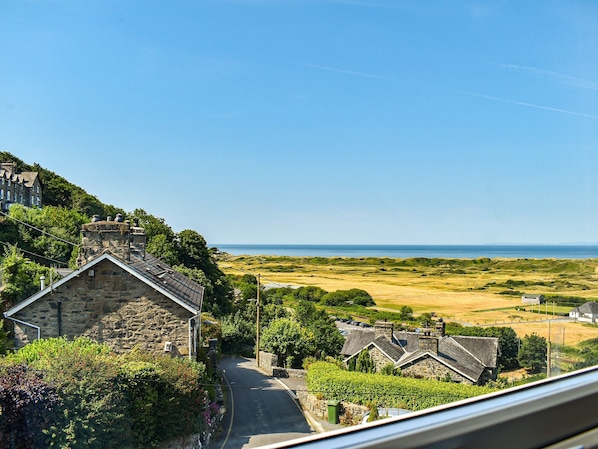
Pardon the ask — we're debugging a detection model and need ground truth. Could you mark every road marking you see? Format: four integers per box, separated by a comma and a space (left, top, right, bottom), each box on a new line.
216, 368, 235, 449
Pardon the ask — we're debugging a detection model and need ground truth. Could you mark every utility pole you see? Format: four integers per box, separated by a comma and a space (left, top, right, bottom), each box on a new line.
547, 320, 551, 377
256, 273, 261, 368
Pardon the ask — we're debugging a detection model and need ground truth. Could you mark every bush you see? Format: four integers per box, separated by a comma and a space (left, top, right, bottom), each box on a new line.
307, 362, 495, 411
0, 364, 62, 449
3, 338, 210, 449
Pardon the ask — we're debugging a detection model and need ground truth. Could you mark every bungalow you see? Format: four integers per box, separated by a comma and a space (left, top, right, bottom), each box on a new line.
568, 302, 598, 324
342, 320, 499, 385
3, 216, 204, 358
522, 294, 544, 305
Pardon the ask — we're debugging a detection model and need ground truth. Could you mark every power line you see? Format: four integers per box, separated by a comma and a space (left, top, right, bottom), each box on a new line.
0, 209, 79, 247
0, 240, 68, 267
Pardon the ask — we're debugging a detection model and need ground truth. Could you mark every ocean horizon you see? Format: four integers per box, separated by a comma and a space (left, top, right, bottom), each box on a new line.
211, 244, 598, 259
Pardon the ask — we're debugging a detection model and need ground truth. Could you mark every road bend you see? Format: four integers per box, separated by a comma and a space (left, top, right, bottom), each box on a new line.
210, 356, 314, 449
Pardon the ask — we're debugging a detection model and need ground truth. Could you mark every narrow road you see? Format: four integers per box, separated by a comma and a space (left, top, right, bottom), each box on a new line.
210, 356, 314, 449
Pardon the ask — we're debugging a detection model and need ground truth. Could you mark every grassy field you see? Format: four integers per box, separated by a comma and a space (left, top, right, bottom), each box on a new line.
219, 255, 598, 346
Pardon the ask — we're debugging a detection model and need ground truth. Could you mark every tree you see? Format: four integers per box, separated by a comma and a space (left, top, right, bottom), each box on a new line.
261, 318, 306, 368
399, 306, 414, 321
355, 349, 375, 373
518, 333, 547, 374
320, 288, 375, 306
293, 286, 328, 302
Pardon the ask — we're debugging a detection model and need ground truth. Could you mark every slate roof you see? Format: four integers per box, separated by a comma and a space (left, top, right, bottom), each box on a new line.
5, 251, 204, 318
342, 328, 498, 384
370, 335, 406, 362
341, 329, 375, 356
127, 251, 204, 312
570, 302, 598, 315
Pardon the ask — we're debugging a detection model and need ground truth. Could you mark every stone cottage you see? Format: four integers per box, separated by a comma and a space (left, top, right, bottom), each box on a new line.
3, 216, 204, 358
342, 320, 499, 385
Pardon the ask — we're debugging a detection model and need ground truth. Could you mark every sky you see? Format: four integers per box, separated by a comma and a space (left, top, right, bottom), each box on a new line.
1, 1, 597, 245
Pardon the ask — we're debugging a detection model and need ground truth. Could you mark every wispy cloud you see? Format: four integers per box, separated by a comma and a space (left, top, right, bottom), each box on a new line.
457, 91, 598, 120
301, 62, 598, 120
499, 64, 598, 91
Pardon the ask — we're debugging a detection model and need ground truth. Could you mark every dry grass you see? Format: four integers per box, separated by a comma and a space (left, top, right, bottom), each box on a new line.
219, 255, 598, 346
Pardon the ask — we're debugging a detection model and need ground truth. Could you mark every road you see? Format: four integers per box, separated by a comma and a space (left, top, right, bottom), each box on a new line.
210, 356, 314, 449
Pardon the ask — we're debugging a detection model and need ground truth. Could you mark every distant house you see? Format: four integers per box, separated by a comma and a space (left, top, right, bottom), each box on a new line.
0, 162, 42, 210
342, 320, 499, 386
522, 294, 544, 305
569, 302, 598, 324
3, 216, 204, 358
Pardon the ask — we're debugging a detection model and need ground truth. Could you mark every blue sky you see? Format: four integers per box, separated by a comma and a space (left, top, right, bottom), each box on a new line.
1, 1, 597, 245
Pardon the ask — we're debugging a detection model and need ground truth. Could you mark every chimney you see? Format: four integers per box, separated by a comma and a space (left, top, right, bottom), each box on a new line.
419, 335, 439, 354
375, 321, 394, 340
40, 275, 45, 290
434, 318, 445, 337
77, 218, 134, 265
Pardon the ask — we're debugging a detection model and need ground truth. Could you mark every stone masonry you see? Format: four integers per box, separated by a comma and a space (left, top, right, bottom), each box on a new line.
12, 258, 192, 355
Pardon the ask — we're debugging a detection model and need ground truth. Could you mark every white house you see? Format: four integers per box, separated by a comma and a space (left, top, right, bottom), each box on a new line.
569, 302, 598, 323
522, 294, 544, 305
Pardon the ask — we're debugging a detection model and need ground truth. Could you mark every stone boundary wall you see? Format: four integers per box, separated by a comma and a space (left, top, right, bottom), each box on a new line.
272, 367, 307, 379
297, 390, 368, 426
258, 351, 278, 376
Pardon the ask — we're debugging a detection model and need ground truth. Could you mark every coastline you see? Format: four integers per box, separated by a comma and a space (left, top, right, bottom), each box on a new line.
213, 244, 598, 260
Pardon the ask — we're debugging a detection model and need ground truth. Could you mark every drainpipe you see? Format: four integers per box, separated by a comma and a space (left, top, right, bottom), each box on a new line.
188, 313, 200, 360
5, 316, 41, 342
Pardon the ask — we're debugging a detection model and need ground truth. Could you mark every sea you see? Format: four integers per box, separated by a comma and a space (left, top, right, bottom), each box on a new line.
212, 244, 598, 259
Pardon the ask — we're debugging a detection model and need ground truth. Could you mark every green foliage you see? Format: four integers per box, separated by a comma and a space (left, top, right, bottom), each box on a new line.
449, 325, 519, 371
379, 363, 401, 376
261, 318, 306, 368
518, 333, 547, 373
307, 362, 496, 411
0, 245, 59, 310
0, 363, 63, 449
355, 350, 375, 374
220, 311, 256, 356
4, 337, 210, 449
399, 306, 414, 321
321, 289, 375, 307
366, 402, 380, 422
294, 286, 328, 302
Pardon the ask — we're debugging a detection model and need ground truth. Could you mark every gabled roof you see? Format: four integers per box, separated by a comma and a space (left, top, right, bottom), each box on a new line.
341, 329, 375, 356
5, 251, 204, 318
370, 335, 406, 362
451, 335, 498, 368
343, 328, 498, 384
570, 301, 598, 315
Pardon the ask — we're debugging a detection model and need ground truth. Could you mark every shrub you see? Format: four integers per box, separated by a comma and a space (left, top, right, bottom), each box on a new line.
307, 362, 495, 411
0, 364, 62, 449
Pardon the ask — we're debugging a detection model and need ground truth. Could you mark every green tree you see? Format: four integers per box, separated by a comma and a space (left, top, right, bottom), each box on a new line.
518, 333, 547, 374
0, 245, 57, 309
320, 288, 374, 306
261, 318, 307, 368
293, 286, 328, 302
399, 306, 414, 321
451, 325, 520, 371
355, 349, 375, 373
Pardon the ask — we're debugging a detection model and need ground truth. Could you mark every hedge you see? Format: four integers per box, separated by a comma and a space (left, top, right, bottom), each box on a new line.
306, 362, 497, 411
1, 337, 212, 449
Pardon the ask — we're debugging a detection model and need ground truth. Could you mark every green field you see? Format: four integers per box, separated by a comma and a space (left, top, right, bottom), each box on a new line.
219, 255, 598, 346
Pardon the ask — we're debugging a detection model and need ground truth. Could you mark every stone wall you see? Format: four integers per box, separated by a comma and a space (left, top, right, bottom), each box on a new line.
12, 258, 193, 355
370, 346, 393, 371
297, 391, 368, 426
258, 351, 278, 375
401, 356, 471, 384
